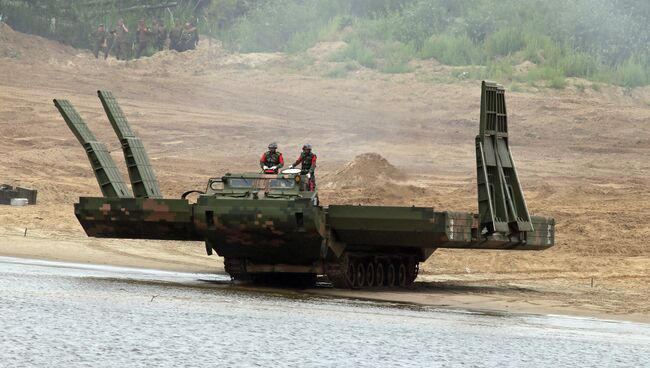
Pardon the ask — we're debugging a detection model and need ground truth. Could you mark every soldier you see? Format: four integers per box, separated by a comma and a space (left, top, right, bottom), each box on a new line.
169, 22, 183, 51
104, 29, 117, 59
260, 142, 284, 174
135, 19, 153, 59
154, 20, 167, 51
178, 21, 198, 52
90, 24, 107, 59
114, 19, 130, 60
188, 21, 199, 49
289, 144, 317, 191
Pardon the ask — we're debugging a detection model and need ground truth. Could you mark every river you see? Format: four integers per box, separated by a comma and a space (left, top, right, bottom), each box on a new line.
1, 256, 649, 367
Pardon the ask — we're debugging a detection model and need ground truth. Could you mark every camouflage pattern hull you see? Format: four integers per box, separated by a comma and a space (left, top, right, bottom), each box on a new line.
76, 197, 200, 241
195, 196, 326, 265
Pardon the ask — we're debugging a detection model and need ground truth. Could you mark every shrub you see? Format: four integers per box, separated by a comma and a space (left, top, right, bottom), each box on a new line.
419, 33, 483, 65
606, 57, 649, 87
331, 40, 377, 68
556, 52, 600, 78
484, 28, 527, 58
225, 0, 344, 52
325, 64, 349, 78
549, 75, 567, 89
378, 41, 415, 73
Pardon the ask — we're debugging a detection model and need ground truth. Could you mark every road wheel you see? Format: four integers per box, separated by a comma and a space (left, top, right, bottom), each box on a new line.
375, 262, 384, 287
365, 261, 375, 287
354, 262, 365, 289
345, 261, 356, 288
408, 262, 419, 285
386, 263, 396, 287
397, 262, 407, 287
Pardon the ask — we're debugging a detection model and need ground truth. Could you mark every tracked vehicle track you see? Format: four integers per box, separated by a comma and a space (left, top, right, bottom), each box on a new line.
326, 253, 419, 289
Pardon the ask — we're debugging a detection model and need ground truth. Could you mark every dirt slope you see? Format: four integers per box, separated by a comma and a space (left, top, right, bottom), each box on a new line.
1, 24, 650, 318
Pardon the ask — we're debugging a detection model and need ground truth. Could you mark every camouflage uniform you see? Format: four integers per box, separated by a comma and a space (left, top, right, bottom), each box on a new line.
104, 30, 116, 59
91, 25, 107, 59
292, 151, 317, 175
178, 23, 198, 52
135, 21, 153, 59
114, 21, 130, 60
292, 148, 317, 190
169, 24, 183, 51
155, 22, 168, 51
260, 150, 284, 172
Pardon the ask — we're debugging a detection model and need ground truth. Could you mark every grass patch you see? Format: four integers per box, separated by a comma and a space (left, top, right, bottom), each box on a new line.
330, 40, 377, 68
418, 33, 482, 65
605, 57, 650, 87
484, 28, 527, 58
325, 61, 359, 78
380, 63, 414, 74
549, 76, 567, 89
287, 55, 315, 71
325, 64, 349, 78
509, 83, 524, 92
378, 41, 415, 74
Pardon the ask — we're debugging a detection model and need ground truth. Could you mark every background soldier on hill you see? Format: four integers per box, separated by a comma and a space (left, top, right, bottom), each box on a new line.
178, 21, 198, 51
114, 19, 129, 60
154, 19, 167, 51
104, 29, 116, 59
169, 22, 182, 51
135, 19, 152, 58
90, 23, 107, 59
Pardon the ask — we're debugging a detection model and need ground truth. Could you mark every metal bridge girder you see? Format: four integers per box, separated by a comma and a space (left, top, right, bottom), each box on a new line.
475, 81, 533, 235
53, 99, 133, 198
97, 90, 163, 199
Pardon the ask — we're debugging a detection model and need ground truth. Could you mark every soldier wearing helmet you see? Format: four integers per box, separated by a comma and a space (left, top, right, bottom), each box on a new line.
260, 142, 284, 174
290, 144, 317, 190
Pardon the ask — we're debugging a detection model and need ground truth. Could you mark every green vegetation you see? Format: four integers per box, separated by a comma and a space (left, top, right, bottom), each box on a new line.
2, 0, 650, 87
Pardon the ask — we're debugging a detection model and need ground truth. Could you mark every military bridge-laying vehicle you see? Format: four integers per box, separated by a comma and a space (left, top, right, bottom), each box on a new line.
53, 82, 555, 289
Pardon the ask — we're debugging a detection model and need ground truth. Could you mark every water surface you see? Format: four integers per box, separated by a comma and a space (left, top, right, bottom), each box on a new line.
1, 257, 649, 367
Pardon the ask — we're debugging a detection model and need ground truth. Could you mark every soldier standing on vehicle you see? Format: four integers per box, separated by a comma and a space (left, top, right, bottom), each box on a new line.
114, 19, 129, 60
135, 19, 152, 59
260, 142, 284, 174
289, 144, 317, 190
90, 23, 107, 59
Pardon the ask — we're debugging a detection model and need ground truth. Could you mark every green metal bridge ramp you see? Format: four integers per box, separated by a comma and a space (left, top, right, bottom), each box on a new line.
476, 81, 533, 235
53, 99, 133, 198
98, 90, 163, 199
